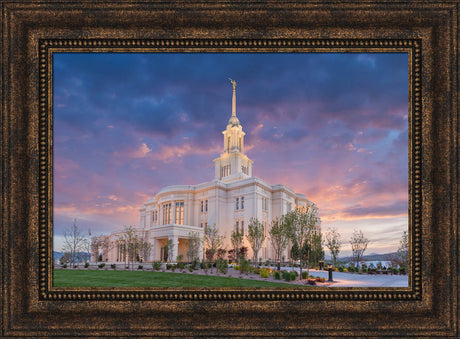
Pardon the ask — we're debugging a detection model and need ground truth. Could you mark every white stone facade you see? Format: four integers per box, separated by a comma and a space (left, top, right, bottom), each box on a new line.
92, 82, 315, 263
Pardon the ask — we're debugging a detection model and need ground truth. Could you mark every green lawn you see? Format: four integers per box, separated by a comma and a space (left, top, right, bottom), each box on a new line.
53, 269, 305, 288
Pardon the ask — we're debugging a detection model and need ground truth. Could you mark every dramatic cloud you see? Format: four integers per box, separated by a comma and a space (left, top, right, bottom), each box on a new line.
53, 52, 408, 254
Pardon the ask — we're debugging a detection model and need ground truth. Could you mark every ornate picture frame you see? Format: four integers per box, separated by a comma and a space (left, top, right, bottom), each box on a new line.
2, 1, 457, 337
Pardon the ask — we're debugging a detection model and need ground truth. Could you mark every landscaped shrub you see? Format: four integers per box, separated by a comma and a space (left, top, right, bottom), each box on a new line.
166, 263, 172, 270
259, 268, 271, 278
84, 262, 89, 268
348, 266, 355, 273
315, 276, 326, 282
98, 263, 105, 269
253, 268, 261, 275
217, 258, 228, 274
111, 264, 116, 269
239, 258, 252, 275
290, 271, 298, 281
282, 271, 291, 282
338, 266, 344, 272
234, 265, 240, 271
171, 264, 177, 272
152, 261, 162, 271
190, 259, 198, 271
274, 270, 281, 280
301, 271, 308, 279
138, 265, 143, 270
62, 264, 67, 268
176, 255, 185, 269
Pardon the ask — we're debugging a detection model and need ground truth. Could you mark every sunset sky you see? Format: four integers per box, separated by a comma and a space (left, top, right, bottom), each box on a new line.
53, 52, 408, 257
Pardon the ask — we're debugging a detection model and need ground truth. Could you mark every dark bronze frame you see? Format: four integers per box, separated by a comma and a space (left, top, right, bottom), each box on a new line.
2, 1, 458, 337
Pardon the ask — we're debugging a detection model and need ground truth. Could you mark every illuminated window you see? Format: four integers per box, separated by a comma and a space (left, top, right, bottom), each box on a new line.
175, 201, 184, 225
162, 203, 171, 224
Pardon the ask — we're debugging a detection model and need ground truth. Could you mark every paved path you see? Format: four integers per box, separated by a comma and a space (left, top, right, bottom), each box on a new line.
306, 269, 408, 287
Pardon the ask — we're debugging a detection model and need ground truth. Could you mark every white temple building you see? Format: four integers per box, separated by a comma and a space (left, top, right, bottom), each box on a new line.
92, 81, 317, 263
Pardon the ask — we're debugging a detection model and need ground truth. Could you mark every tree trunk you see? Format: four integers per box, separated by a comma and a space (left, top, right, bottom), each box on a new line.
299, 253, 303, 281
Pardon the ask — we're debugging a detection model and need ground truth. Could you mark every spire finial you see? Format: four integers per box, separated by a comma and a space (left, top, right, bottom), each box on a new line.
228, 78, 236, 91
228, 78, 237, 116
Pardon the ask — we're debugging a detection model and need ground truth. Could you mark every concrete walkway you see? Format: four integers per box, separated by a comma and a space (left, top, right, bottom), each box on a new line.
306, 269, 408, 287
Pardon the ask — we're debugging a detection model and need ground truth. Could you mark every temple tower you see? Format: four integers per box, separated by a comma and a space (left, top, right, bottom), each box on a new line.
214, 79, 253, 182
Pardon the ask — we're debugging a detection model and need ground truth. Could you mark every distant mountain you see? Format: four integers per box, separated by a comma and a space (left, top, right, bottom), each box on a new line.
53, 251, 65, 260
53, 251, 90, 262
339, 252, 397, 263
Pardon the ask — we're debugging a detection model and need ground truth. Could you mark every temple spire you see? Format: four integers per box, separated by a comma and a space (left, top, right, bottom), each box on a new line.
227, 78, 240, 127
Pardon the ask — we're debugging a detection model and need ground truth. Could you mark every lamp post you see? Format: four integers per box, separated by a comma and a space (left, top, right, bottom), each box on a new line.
328, 264, 333, 282
277, 259, 281, 271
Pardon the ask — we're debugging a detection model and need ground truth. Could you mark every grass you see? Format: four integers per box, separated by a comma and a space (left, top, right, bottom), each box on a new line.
53, 269, 306, 288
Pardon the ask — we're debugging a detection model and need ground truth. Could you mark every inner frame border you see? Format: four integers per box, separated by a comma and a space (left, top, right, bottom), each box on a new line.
39, 38, 421, 302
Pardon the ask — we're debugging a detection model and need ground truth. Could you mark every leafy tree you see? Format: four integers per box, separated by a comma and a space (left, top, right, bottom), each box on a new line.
395, 230, 408, 268
324, 227, 342, 266
61, 219, 88, 268
350, 229, 369, 267
230, 229, 243, 263
290, 241, 310, 263
186, 232, 202, 262
203, 224, 224, 273
269, 217, 288, 264
247, 218, 266, 265
239, 246, 248, 260
283, 205, 319, 280
310, 231, 324, 267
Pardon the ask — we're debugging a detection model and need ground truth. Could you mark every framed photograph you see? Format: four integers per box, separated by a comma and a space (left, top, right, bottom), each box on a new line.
2, 1, 458, 337
52, 52, 410, 290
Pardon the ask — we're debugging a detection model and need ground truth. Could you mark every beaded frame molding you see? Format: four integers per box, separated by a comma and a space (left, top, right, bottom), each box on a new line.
39, 38, 421, 302
2, 1, 458, 337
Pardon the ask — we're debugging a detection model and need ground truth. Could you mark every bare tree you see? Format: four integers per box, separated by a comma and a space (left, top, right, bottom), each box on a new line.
247, 218, 265, 266
138, 239, 152, 263
283, 206, 319, 280
350, 229, 369, 267
268, 217, 288, 265
187, 232, 202, 262
166, 239, 175, 262
324, 227, 342, 266
62, 219, 88, 268
117, 225, 141, 269
203, 224, 224, 273
230, 228, 243, 263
